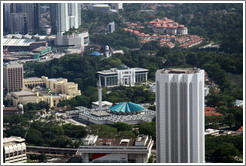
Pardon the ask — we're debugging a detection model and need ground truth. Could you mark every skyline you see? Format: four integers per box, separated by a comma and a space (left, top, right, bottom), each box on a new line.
1, 2, 244, 164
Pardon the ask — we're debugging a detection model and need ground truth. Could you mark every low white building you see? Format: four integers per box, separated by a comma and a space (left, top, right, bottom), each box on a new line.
77, 134, 154, 163
98, 65, 148, 88
3, 136, 27, 163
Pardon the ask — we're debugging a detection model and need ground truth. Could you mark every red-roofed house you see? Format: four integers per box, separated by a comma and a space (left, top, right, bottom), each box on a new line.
205, 111, 223, 116
237, 126, 243, 132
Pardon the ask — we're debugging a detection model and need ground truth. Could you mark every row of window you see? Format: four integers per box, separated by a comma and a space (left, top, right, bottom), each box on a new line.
5, 150, 26, 158
100, 73, 147, 87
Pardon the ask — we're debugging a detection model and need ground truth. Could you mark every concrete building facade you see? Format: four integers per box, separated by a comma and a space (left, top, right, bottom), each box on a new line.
56, 3, 81, 34
8, 76, 81, 107
3, 62, 23, 92
3, 136, 27, 163
55, 32, 89, 48
156, 68, 205, 163
77, 134, 154, 163
4, 3, 40, 34
98, 65, 148, 88
9, 13, 28, 34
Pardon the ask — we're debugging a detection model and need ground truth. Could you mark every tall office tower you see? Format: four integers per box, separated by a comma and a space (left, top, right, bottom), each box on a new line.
33, 3, 41, 34
56, 3, 81, 34
3, 62, 23, 92
52, 3, 81, 45
156, 68, 205, 163
10, 13, 28, 34
3, 3, 12, 33
50, 3, 58, 34
4, 3, 40, 34
3, 4, 7, 33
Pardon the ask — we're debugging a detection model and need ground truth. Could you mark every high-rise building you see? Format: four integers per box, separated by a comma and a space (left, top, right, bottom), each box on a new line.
9, 13, 28, 34
51, 3, 82, 46
3, 3, 41, 34
50, 3, 58, 34
108, 21, 115, 33
3, 62, 23, 92
155, 68, 205, 163
33, 3, 41, 34
51, 3, 81, 34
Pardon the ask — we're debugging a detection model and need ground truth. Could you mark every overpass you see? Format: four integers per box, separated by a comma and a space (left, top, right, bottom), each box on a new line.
26, 145, 77, 156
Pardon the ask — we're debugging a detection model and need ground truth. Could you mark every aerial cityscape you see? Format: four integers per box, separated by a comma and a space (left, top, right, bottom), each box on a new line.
2, 2, 244, 164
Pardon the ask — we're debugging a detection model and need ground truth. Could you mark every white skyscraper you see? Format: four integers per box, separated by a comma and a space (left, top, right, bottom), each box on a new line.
55, 3, 82, 45
156, 68, 205, 163
57, 3, 81, 34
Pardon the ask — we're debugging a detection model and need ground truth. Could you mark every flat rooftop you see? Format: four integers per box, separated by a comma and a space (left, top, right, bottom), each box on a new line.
161, 68, 200, 74
24, 77, 43, 80
94, 138, 135, 147
3, 38, 36, 46
3, 107, 18, 111
98, 68, 148, 75
91, 111, 111, 117
12, 91, 36, 97
3, 136, 25, 146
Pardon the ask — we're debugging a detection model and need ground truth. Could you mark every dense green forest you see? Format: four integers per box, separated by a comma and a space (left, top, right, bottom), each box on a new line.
206, 135, 243, 162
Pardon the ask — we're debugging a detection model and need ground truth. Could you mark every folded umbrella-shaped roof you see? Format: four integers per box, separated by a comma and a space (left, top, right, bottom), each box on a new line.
109, 102, 144, 113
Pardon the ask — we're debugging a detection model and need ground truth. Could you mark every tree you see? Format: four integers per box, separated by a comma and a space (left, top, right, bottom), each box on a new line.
51, 135, 72, 148
117, 131, 136, 138
210, 142, 240, 163
224, 113, 236, 128
63, 123, 87, 138
6, 125, 26, 138
26, 129, 44, 145
87, 124, 117, 138
112, 122, 132, 132
206, 93, 235, 108
139, 122, 156, 140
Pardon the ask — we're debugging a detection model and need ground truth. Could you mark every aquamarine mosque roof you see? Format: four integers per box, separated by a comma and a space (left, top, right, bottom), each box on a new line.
109, 102, 144, 113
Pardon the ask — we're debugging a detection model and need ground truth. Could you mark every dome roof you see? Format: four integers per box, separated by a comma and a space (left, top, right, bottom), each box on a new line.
18, 103, 23, 109
109, 102, 144, 113
118, 64, 128, 70
90, 51, 101, 56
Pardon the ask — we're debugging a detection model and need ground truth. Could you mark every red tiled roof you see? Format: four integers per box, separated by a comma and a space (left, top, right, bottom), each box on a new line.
237, 126, 243, 132
3, 107, 18, 111
205, 111, 223, 116
137, 26, 145, 29
205, 107, 216, 111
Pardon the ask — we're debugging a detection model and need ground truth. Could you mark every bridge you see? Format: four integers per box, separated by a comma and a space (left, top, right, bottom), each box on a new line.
26, 145, 77, 156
